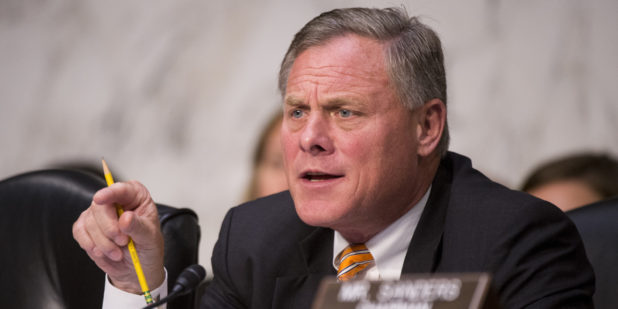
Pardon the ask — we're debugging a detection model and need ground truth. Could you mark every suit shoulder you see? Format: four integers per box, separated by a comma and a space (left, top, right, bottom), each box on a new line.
443, 152, 573, 244
447, 152, 563, 218
222, 191, 315, 241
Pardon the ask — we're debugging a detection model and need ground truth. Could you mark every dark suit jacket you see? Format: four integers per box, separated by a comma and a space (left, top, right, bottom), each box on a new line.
201, 152, 594, 308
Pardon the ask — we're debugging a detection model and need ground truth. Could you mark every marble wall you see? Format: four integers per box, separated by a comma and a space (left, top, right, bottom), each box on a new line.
1, 0, 617, 273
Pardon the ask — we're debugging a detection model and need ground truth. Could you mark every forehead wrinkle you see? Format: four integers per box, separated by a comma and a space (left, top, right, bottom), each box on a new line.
287, 80, 382, 104
285, 78, 322, 105
287, 67, 388, 100
286, 78, 390, 110
295, 63, 384, 84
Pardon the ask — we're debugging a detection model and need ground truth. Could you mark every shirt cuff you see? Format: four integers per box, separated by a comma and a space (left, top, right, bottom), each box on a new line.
102, 269, 168, 309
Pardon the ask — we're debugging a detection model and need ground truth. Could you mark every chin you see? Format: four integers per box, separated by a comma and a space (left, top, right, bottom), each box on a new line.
294, 200, 342, 228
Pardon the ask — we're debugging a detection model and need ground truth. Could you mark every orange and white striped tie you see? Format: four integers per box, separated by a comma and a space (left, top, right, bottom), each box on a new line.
335, 244, 374, 281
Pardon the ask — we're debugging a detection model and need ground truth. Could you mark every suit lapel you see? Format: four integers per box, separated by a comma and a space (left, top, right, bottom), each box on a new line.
402, 156, 452, 274
272, 227, 335, 309
299, 227, 335, 274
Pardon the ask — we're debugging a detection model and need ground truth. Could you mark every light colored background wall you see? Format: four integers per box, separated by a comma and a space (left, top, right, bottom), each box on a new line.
2, 0, 617, 275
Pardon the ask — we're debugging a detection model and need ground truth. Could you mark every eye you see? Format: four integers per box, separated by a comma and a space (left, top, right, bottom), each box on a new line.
291, 109, 304, 119
338, 109, 352, 118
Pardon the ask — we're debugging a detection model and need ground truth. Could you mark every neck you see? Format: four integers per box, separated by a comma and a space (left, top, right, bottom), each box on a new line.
338, 153, 441, 244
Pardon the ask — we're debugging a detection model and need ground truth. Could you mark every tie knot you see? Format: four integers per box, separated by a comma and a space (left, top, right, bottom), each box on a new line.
336, 244, 374, 281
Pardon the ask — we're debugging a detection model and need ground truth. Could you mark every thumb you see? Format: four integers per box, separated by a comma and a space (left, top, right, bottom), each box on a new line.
116, 210, 165, 290
118, 211, 162, 249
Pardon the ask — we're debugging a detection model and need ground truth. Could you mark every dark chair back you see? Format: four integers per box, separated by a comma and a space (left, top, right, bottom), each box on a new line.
566, 197, 618, 309
0, 169, 200, 309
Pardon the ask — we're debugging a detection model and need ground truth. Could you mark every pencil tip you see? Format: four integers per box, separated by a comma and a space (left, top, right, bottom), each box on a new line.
100, 158, 114, 184
101, 158, 109, 172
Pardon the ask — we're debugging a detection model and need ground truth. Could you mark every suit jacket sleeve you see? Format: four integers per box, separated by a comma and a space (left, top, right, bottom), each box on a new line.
200, 208, 247, 308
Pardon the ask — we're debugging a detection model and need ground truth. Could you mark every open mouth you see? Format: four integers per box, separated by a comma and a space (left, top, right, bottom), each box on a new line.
302, 172, 344, 182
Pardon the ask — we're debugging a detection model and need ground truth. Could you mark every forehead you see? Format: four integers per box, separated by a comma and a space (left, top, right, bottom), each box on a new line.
285, 35, 391, 97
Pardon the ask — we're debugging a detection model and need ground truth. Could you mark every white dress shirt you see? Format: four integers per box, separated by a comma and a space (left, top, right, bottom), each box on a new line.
103, 271, 168, 309
332, 187, 430, 280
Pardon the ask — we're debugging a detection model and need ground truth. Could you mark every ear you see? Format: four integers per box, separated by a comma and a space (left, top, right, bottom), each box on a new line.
416, 98, 446, 157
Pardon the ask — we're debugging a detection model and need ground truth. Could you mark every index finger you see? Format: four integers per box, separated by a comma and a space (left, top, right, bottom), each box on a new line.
93, 181, 152, 212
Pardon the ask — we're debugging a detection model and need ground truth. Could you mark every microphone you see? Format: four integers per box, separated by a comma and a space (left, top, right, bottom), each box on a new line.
143, 264, 206, 309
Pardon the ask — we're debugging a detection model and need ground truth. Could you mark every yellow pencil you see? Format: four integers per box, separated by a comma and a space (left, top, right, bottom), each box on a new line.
101, 159, 154, 305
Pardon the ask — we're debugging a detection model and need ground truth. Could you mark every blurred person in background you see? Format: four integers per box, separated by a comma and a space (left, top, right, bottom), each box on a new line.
521, 152, 618, 212
244, 111, 287, 201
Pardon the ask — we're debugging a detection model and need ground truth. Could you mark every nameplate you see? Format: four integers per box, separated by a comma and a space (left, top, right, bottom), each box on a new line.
312, 273, 493, 309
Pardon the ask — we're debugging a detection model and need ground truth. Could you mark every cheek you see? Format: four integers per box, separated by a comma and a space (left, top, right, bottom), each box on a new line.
348, 127, 412, 182
338, 130, 380, 164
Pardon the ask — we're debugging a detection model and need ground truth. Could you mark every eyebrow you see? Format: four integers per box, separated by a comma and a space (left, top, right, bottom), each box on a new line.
284, 96, 305, 107
326, 98, 359, 108
284, 96, 367, 110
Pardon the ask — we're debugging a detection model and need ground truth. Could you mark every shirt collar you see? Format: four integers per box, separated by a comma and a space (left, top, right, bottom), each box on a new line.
333, 186, 431, 279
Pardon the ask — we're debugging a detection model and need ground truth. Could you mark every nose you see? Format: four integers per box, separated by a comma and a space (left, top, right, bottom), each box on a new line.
299, 113, 334, 156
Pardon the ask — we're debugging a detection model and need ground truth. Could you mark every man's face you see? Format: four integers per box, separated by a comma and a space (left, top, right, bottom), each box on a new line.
281, 34, 425, 239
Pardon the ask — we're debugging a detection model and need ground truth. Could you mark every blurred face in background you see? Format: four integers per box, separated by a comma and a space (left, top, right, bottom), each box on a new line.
527, 180, 602, 212
253, 117, 288, 198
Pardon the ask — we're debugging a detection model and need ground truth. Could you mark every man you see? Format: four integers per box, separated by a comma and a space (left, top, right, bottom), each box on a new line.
73, 7, 594, 308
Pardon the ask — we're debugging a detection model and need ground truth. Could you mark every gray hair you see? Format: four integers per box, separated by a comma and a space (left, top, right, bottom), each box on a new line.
278, 7, 449, 156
